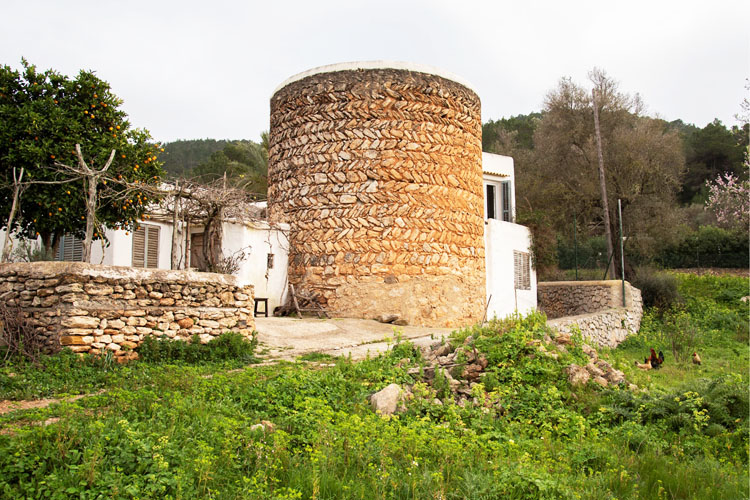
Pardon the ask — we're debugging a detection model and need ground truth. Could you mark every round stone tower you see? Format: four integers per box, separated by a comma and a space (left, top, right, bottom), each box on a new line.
268, 61, 485, 327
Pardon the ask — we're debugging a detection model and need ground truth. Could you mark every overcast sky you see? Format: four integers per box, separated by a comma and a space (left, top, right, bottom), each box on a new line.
2, 0, 748, 143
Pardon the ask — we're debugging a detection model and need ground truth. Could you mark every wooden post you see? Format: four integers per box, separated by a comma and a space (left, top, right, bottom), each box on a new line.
482, 294, 492, 324
289, 283, 302, 318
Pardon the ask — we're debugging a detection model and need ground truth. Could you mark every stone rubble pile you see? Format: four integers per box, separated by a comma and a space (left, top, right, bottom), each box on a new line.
370, 332, 635, 416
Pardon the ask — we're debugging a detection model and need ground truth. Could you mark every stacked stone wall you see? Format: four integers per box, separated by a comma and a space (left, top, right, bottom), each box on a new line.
538, 281, 625, 319
538, 281, 643, 347
268, 67, 485, 327
0, 262, 255, 357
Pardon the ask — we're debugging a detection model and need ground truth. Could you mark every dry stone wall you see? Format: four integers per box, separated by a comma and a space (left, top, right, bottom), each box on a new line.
538, 281, 643, 347
0, 262, 255, 357
269, 66, 485, 327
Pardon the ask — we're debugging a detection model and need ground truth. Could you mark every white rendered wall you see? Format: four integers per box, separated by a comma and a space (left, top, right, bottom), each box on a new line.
222, 221, 289, 313
482, 152, 517, 221
0, 229, 41, 259
89, 221, 174, 269
484, 219, 537, 320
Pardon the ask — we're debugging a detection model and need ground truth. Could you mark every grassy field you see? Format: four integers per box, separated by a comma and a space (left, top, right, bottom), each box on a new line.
0, 274, 747, 499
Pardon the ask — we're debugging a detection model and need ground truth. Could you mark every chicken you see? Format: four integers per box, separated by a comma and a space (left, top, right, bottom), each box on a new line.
692, 352, 702, 365
635, 358, 653, 370
658, 351, 665, 365
648, 348, 661, 369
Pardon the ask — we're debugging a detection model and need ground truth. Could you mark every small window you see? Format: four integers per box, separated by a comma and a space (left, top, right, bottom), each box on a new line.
486, 184, 497, 219
514, 251, 530, 290
55, 234, 84, 262
132, 224, 160, 268
267, 253, 275, 269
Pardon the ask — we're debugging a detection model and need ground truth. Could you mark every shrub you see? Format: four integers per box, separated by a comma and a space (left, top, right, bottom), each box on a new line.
0, 303, 45, 364
655, 225, 749, 268
632, 267, 682, 310
556, 235, 608, 270
137, 332, 258, 364
662, 307, 699, 362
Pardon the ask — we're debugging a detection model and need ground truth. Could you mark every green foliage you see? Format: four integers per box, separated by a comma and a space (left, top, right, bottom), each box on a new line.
160, 139, 231, 178
136, 332, 258, 364
482, 113, 541, 152
516, 209, 558, 276
0, 275, 747, 499
556, 235, 608, 270
679, 119, 748, 204
0, 60, 163, 245
601, 376, 748, 446
655, 225, 749, 268
632, 267, 682, 309
160, 137, 268, 196
191, 140, 267, 193
0, 333, 258, 400
0, 348, 116, 399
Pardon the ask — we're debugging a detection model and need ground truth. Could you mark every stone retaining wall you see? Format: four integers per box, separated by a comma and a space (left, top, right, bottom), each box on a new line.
268, 64, 485, 328
538, 281, 642, 348
0, 262, 255, 357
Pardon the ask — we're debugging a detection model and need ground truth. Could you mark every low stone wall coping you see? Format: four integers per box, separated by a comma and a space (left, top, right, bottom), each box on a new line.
0, 261, 238, 286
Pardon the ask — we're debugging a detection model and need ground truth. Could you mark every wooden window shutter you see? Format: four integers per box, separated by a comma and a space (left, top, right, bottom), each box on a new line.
514, 251, 531, 290
132, 224, 159, 268
501, 181, 512, 222
146, 226, 159, 268
56, 235, 84, 262
133, 224, 159, 267
132, 227, 146, 267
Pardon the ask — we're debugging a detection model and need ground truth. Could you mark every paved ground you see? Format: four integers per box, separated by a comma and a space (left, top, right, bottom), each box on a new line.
254, 317, 454, 361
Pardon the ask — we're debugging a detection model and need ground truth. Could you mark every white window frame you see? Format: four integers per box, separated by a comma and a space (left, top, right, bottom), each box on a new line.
484, 180, 512, 222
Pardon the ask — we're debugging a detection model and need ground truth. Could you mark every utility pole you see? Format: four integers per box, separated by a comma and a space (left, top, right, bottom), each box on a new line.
592, 88, 616, 280
573, 212, 579, 280
618, 199, 626, 306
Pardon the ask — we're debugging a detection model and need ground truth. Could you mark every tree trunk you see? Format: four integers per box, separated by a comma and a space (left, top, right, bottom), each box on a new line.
203, 207, 223, 272
592, 89, 617, 279
1, 168, 24, 262
170, 185, 181, 270
77, 145, 115, 264
82, 176, 97, 263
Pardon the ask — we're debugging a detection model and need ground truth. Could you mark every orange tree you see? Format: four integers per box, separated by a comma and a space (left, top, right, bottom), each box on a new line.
0, 60, 163, 253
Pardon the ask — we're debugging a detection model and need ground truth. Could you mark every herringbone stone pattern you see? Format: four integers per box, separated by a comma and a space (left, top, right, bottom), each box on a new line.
269, 67, 485, 327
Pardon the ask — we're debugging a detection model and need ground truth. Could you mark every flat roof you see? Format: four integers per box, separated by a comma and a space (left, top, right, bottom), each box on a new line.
272, 60, 478, 97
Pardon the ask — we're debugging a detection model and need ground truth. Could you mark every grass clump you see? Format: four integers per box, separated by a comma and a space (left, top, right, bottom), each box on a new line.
0, 332, 258, 400
137, 331, 258, 364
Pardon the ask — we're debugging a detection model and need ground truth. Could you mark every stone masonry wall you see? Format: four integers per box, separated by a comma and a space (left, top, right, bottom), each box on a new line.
538, 281, 626, 319
268, 66, 485, 327
0, 262, 255, 358
538, 281, 643, 348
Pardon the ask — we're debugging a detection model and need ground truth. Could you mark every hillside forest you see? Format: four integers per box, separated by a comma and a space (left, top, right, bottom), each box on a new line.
160, 71, 748, 279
